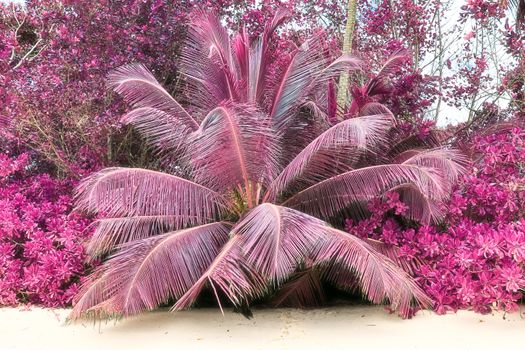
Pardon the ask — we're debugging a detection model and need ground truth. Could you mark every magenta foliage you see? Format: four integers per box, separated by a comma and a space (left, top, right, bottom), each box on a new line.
0, 0, 522, 318
357, 0, 442, 118
0, 0, 350, 175
347, 127, 525, 314
0, 0, 252, 175
0, 153, 92, 307
460, 0, 506, 22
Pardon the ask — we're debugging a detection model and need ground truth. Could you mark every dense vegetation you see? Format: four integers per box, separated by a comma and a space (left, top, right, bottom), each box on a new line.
1, 0, 524, 317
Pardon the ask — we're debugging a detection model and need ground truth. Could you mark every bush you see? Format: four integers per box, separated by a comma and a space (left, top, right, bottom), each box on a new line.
347, 127, 525, 313
0, 153, 91, 307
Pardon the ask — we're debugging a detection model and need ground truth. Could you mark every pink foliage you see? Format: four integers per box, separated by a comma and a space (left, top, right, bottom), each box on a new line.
347, 127, 525, 314
0, 153, 92, 307
460, 0, 506, 22
0, 0, 523, 314
0, 0, 251, 175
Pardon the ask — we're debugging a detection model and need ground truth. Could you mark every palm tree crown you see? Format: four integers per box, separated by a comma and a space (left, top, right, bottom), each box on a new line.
71, 10, 467, 320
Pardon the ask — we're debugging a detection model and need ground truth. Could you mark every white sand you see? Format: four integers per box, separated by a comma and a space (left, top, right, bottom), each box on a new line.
0, 306, 523, 350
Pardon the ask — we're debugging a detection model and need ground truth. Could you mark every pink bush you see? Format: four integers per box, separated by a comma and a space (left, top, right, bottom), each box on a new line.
347, 127, 525, 314
0, 153, 92, 307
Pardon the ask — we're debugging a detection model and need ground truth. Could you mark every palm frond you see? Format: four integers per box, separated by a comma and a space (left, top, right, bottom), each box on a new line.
312, 224, 431, 317
269, 268, 326, 308
358, 102, 395, 118
282, 149, 467, 219
387, 129, 449, 158
389, 183, 445, 224
365, 238, 421, 275
121, 107, 193, 155
108, 64, 199, 129
76, 167, 228, 218
311, 54, 363, 88
173, 235, 266, 312
366, 49, 410, 97
235, 204, 322, 284
192, 11, 235, 69
246, 8, 290, 104
180, 12, 238, 115
327, 80, 338, 123
276, 102, 332, 166
519, 0, 525, 23
70, 269, 108, 320
505, 0, 525, 24
232, 28, 249, 86
70, 222, 230, 319
399, 148, 469, 185
87, 214, 213, 258
267, 114, 393, 200
239, 205, 430, 316
302, 101, 331, 125
189, 104, 280, 191
269, 37, 328, 128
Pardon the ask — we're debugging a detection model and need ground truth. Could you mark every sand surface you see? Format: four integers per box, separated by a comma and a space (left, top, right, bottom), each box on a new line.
1, 306, 523, 350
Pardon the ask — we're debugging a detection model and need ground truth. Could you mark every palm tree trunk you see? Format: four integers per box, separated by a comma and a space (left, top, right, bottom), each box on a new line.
336, 0, 358, 120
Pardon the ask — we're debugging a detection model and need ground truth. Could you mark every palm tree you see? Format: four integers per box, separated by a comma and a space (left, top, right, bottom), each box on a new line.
70, 10, 467, 320
318, 49, 413, 121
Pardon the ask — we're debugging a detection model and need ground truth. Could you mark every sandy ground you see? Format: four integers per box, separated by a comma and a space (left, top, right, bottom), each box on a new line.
0, 306, 523, 350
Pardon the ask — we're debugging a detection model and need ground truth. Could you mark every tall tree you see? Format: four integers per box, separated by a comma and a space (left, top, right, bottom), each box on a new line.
336, 0, 359, 119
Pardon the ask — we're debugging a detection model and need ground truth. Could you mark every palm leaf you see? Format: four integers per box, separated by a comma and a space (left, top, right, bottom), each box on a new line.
70, 270, 108, 320
76, 167, 228, 218
365, 238, 421, 275
237, 205, 430, 316
387, 129, 449, 159
276, 102, 332, 167
173, 235, 266, 312
389, 148, 466, 223
189, 104, 280, 191
366, 49, 410, 97
266, 114, 393, 200
235, 204, 323, 284
399, 148, 468, 185
269, 37, 328, 128
282, 149, 467, 219
302, 101, 332, 125
311, 224, 431, 317
108, 64, 198, 129
269, 268, 326, 308
232, 28, 249, 86
180, 12, 239, 115
389, 183, 445, 224
70, 222, 230, 319
191, 11, 235, 69
121, 107, 193, 156
87, 214, 213, 258
505, 0, 525, 24
246, 8, 290, 104
311, 54, 363, 89
358, 102, 395, 118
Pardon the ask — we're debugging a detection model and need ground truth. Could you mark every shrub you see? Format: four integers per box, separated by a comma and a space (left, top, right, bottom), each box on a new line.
347, 127, 525, 314
0, 153, 91, 307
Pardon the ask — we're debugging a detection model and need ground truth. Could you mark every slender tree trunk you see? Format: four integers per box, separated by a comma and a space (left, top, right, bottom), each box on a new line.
434, 4, 443, 122
336, 0, 358, 120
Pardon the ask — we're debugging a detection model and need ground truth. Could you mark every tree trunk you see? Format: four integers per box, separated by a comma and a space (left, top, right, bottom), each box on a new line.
336, 0, 358, 120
